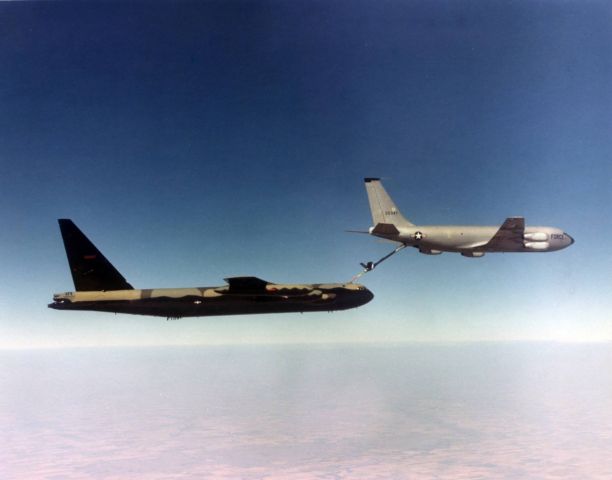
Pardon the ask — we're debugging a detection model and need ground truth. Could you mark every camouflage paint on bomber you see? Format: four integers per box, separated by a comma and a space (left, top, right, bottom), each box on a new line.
49, 220, 373, 319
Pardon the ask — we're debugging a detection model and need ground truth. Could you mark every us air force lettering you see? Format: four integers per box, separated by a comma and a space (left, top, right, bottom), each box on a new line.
354, 178, 574, 271
49, 220, 373, 319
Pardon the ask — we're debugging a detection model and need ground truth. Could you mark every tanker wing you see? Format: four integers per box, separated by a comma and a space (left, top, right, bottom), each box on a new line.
485, 217, 525, 250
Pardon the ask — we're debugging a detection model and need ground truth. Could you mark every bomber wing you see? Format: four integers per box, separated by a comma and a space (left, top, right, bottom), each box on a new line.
216, 276, 326, 300
217, 276, 270, 294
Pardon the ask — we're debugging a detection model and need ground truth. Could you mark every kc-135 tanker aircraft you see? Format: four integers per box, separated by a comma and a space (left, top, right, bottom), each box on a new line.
49, 220, 373, 319
354, 178, 574, 271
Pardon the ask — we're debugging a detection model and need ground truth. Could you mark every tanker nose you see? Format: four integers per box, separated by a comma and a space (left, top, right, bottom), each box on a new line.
565, 233, 575, 246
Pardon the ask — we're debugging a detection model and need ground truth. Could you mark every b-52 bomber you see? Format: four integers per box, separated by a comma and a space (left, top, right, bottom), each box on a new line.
49, 220, 373, 319
354, 178, 574, 271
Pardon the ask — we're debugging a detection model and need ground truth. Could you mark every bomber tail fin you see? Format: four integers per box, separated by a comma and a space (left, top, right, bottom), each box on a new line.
57, 219, 133, 291
364, 178, 414, 227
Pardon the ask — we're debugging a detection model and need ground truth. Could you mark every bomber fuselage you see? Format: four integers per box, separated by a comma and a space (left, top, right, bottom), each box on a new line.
49, 282, 374, 318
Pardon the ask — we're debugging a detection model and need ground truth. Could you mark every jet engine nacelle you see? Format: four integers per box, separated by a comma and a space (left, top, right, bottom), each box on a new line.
461, 251, 485, 258
523, 232, 549, 242
524, 241, 550, 250
419, 248, 442, 255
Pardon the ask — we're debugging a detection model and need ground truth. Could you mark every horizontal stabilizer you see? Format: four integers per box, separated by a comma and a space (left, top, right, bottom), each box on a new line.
58, 219, 133, 291
371, 223, 400, 236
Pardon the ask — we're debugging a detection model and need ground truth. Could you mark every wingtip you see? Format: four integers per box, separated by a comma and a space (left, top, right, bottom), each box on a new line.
364, 177, 380, 183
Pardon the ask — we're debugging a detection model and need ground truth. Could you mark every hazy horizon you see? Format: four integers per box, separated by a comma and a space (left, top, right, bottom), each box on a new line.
2, 338, 612, 351
3, 343, 612, 479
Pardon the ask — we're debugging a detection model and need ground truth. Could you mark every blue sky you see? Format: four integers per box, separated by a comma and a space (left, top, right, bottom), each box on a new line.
1, 1, 610, 347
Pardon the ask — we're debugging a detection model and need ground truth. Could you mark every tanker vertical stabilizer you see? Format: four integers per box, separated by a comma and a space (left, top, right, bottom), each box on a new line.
364, 178, 414, 227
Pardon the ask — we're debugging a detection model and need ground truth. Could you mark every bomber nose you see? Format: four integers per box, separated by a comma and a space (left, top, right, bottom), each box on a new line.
565, 233, 575, 246
363, 289, 374, 304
